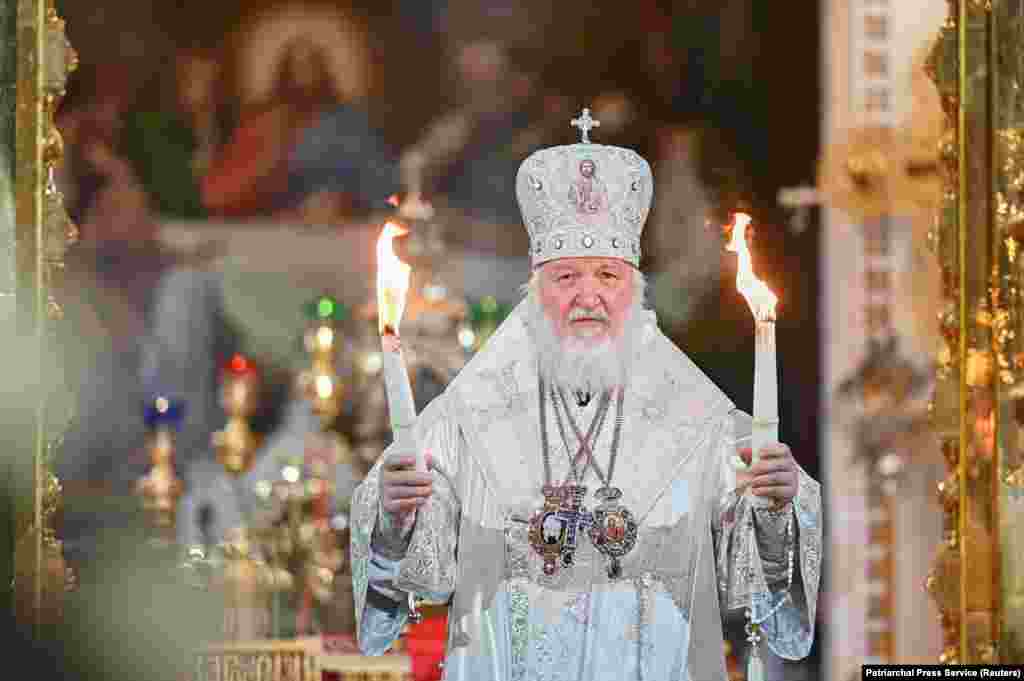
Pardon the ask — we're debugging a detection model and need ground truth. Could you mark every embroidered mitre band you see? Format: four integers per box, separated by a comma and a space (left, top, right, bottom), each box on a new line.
516, 109, 654, 269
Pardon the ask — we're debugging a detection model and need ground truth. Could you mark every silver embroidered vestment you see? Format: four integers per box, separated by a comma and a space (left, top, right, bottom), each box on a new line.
350, 303, 822, 681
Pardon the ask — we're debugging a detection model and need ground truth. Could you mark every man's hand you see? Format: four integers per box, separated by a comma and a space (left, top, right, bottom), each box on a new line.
380, 451, 435, 524
736, 443, 799, 507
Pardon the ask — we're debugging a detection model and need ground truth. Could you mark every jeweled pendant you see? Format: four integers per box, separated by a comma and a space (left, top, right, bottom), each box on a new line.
588, 486, 637, 579
528, 484, 588, 576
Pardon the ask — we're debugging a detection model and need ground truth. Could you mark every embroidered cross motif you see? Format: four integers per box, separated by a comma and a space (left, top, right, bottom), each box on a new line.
473, 362, 528, 430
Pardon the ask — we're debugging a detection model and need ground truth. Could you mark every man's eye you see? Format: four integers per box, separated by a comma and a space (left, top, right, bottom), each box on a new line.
600, 271, 619, 280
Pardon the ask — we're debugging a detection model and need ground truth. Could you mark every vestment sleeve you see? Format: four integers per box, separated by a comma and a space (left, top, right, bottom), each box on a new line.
350, 397, 462, 655
712, 409, 823, 660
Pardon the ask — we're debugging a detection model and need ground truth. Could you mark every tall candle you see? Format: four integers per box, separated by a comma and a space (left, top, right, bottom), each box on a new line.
726, 213, 779, 488
376, 222, 426, 473
753, 318, 779, 461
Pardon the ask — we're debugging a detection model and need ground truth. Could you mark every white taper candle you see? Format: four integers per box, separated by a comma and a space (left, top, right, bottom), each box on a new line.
381, 334, 425, 472
752, 319, 779, 466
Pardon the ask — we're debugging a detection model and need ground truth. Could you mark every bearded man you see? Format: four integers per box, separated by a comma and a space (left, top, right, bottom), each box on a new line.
350, 112, 821, 680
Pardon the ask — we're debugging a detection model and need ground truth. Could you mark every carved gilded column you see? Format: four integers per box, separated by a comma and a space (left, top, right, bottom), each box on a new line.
923, 0, 1024, 663
12, 0, 76, 633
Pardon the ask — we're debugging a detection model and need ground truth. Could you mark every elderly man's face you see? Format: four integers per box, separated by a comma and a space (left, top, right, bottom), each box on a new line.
537, 257, 634, 344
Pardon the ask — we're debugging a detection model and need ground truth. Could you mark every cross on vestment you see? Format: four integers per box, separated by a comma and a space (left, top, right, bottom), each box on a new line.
555, 495, 593, 562
571, 108, 601, 143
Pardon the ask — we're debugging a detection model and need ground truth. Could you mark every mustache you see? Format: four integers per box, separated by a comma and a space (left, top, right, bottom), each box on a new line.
568, 307, 609, 323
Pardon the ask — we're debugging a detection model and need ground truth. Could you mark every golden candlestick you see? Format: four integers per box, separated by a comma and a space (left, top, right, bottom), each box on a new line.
214, 354, 262, 475
298, 295, 348, 430
136, 422, 184, 535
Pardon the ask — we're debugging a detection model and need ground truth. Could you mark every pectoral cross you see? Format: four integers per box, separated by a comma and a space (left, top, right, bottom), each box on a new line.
555, 490, 593, 564
571, 108, 600, 143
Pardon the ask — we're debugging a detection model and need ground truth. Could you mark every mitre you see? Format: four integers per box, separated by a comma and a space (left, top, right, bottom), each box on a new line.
516, 108, 654, 269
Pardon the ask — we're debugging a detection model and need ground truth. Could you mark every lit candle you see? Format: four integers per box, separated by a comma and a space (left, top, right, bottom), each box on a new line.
725, 213, 779, 495
376, 222, 426, 473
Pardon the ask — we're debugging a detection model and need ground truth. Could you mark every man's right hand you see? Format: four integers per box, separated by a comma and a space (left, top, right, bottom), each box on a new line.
380, 452, 434, 524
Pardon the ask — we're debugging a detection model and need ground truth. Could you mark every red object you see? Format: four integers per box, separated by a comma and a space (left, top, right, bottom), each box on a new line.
200, 107, 293, 218
406, 613, 448, 681
223, 353, 256, 377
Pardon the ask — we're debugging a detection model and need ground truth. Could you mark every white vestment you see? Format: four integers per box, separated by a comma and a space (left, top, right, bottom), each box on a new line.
350, 302, 822, 680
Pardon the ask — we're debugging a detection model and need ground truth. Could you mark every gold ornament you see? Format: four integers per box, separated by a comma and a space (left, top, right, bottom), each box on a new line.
819, 124, 945, 220
43, 6, 78, 107
819, 126, 900, 219
135, 426, 183, 533
300, 311, 346, 429
213, 355, 262, 475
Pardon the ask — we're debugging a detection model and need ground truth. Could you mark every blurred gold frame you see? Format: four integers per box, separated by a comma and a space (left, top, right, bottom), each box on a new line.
11, 0, 77, 633
924, 0, 1024, 664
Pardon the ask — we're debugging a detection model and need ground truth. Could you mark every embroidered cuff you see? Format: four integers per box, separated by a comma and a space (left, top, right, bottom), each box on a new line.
372, 504, 416, 560
755, 499, 794, 521
754, 502, 794, 585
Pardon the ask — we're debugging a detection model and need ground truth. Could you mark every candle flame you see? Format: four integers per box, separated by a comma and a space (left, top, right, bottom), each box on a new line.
376, 222, 412, 335
315, 374, 334, 399
725, 213, 777, 321
316, 326, 334, 350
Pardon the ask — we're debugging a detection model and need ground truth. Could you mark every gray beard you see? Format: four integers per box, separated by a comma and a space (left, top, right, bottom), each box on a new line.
524, 292, 646, 397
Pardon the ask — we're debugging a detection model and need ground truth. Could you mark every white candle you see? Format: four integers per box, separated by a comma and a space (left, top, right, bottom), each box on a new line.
377, 222, 426, 473
753, 319, 780, 464
381, 335, 425, 472
726, 213, 779, 496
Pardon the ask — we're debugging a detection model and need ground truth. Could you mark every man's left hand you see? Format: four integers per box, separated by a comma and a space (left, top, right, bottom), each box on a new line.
737, 443, 799, 507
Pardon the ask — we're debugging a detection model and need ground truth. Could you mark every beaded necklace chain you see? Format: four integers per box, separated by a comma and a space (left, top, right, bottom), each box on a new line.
744, 507, 796, 681
549, 386, 612, 486
538, 379, 611, 486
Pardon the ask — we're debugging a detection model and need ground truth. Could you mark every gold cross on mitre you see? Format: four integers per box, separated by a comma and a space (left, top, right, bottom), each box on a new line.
571, 108, 600, 143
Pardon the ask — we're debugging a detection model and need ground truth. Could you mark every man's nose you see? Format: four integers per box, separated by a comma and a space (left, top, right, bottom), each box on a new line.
574, 278, 604, 308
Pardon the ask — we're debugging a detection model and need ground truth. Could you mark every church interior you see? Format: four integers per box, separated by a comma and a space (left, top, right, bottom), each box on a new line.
0, 0, 1017, 679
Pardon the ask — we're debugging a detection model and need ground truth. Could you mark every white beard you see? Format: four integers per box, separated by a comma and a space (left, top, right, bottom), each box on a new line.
524, 291, 647, 397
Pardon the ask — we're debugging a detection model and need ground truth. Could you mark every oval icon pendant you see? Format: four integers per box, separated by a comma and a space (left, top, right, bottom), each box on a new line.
588, 487, 638, 579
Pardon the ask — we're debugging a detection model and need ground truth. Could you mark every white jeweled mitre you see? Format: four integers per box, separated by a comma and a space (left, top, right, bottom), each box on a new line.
516, 107, 653, 269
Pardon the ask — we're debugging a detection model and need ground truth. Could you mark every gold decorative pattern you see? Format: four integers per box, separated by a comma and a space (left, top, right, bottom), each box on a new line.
42, 6, 75, 104
12, 0, 78, 633
196, 642, 319, 681
818, 125, 899, 220
195, 639, 415, 681
924, 0, 959, 663
921, 0, 1024, 663
818, 124, 945, 222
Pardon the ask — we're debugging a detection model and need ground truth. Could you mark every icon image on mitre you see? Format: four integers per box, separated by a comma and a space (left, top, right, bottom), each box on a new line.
568, 159, 609, 215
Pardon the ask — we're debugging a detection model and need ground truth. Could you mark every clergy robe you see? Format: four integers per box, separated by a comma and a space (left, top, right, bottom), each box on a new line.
350, 302, 821, 680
